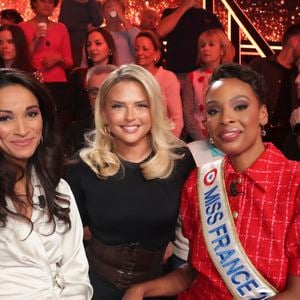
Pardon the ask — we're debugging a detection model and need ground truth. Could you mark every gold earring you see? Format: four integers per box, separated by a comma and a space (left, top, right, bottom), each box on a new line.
104, 124, 110, 134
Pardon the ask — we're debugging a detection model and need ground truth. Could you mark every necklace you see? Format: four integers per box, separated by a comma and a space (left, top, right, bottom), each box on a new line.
116, 150, 152, 163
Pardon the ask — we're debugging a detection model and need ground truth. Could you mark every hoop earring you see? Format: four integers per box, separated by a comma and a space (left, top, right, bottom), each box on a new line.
261, 125, 266, 137
104, 124, 110, 135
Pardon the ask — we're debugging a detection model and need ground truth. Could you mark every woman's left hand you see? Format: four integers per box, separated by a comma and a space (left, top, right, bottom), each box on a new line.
122, 285, 144, 300
41, 54, 64, 69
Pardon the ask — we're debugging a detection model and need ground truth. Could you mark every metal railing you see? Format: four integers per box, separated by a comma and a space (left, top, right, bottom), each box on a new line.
203, 0, 275, 63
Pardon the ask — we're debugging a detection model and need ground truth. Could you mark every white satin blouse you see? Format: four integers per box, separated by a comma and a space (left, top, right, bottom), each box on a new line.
0, 173, 93, 299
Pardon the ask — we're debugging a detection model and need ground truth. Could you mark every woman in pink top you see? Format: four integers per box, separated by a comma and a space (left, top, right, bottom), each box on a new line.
135, 30, 183, 138
183, 29, 235, 140
19, 0, 73, 126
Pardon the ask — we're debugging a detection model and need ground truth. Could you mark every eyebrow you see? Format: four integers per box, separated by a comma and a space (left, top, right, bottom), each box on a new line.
26, 105, 40, 110
109, 99, 148, 103
206, 95, 250, 104
0, 105, 40, 113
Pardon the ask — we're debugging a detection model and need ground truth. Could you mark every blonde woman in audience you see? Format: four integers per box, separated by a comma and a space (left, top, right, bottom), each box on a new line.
183, 28, 235, 140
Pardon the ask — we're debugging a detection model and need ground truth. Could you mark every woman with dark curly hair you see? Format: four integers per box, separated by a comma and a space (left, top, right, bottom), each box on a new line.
0, 69, 92, 299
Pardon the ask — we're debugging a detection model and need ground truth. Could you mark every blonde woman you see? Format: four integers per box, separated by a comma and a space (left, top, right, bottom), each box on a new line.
66, 64, 195, 299
183, 28, 235, 140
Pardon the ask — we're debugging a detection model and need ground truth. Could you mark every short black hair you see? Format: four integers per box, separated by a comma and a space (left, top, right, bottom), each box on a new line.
208, 63, 266, 105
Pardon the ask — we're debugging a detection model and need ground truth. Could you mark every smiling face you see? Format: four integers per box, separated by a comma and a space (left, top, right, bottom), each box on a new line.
0, 29, 16, 67
0, 84, 43, 167
86, 31, 110, 66
102, 80, 152, 154
135, 36, 160, 70
206, 77, 268, 166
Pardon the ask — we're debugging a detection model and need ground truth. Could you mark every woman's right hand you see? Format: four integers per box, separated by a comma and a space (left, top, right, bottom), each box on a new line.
122, 284, 144, 300
35, 23, 47, 40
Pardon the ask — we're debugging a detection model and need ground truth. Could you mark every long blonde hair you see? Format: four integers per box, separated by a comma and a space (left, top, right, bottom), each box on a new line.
80, 64, 186, 179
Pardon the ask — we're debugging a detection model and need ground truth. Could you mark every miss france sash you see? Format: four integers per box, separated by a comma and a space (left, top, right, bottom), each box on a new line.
197, 159, 278, 299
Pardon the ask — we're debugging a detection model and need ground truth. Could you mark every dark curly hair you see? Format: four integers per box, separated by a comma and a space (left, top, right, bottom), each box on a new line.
0, 69, 71, 234
0, 24, 34, 73
208, 63, 266, 105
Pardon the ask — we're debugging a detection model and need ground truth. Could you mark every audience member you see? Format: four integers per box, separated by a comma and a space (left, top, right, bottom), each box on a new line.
283, 57, 300, 161
0, 25, 35, 73
156, 0, 223, 85
70, 27, 117, 121
66, 64, 195, 299
0, 9, 23, 25
0, 68, 92, 299
19, 0, 74, 127
139, 8, 160, 31
65, 64, 117, 158
85, 27, 118, 67
135, 30, 183, 137
249, 24, 300, 151
59, 0, 103, 67
122, 63, 300, 300
102, 0, 139, 65
183, 28, 235, 140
